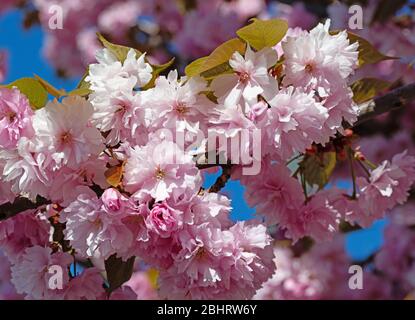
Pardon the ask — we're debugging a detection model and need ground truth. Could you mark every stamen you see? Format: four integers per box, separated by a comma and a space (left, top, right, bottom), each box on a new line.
305, 63, 314, 73
175, 102, 189, 115
238, 71, 250, 84
60, 132, 72, 144
6, 111, 17, 122
155, 167, 165, 180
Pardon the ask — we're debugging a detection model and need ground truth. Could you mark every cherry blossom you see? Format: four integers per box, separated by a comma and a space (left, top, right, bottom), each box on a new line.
32, 96, 104, 170
0, 88, 34, 149
124, 138, 201, 201
211, 45, 279, 110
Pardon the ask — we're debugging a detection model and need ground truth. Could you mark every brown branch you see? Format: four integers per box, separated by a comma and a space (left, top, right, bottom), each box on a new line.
208, 163, 232, 193
0, 196, 51, 221
195, 150, 233, 192
354, 82, 415, 126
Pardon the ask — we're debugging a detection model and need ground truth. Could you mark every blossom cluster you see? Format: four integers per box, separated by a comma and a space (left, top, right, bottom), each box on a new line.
0, 13, 415, 301
255, 202, 415, 300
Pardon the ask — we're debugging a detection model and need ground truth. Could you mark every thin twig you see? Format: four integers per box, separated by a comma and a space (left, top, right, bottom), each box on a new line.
347, 148, 357, 199
208, 164, 232, 193
0, 196, 51, 221
355, 82, 415, 126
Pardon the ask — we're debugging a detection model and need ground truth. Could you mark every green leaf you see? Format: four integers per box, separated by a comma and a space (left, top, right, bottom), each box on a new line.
97, 33, 142, 63
5, 78, 48, 110
71, 67, 93, 97
105, 254, 135, 293
185, 38, 246, 78
185, 57, 209, 77
347, 32, 398, 67
35, 74, 92, 98
301, 152, 337, 189
34, 74, 66, 97
351, 77, 391, 103
142, 57, 175, 90
236, 18, 288, 51
200, 62, 232, 79
76, 67, 91, 90
67, 87, 92, 97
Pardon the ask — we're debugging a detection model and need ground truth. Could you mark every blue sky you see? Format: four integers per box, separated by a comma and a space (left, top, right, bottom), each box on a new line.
0, 10, 78, 90
0, 8, 386, 261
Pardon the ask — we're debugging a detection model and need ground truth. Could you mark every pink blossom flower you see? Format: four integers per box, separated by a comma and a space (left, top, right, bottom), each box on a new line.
374, 222, 415, 295
0, 88, 34, 149
0, 250, 23, 300
111, 271, 159, 300
126, 190, 232, 269
173, 8, 241, 60
87, 48, 152, 93
254, 247, 329, 300
321, 83, 358, 135
145, 201, 182, 238
241, 160, 304, 225
47, 157, 109, 207
209, 103, 256, 138
98, 1, 142, 40
64, 268, 105, 300
101, 188, 129, 215
262, 87, 328, 159
255, 237, 353, 300
11, 246, 72, 300
76, 29, 101, 67
220, 0, 265, 20
355, 151, 415, 226
147, 70, 214, 136
0, 137, 52, 199
61, 193, 133, 260
284, 190, 339, 242
211, 45, 278, 109
357, 131, 415, 165
390, 202, 415, 227
273, 27, 307, 58
0, 210, 50, 264
32, 96, 104, 170
90, 87, 150, 146
282, 20, 359, 90
158, 221, 274, 300
124, 139, 201, 201
108, 285, 138, 300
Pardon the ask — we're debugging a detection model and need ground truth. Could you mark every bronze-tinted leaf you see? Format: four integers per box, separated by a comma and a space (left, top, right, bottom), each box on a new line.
97, 33, 142, 63
301, 152, 337, 189
105, 254, 135, 293
104, 165, 124, 188
34, 74, 66, 97
185, 38, 245, 78
351, 77, 391, 103
347, 32, 398, 67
